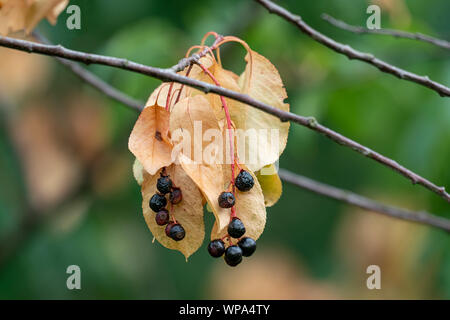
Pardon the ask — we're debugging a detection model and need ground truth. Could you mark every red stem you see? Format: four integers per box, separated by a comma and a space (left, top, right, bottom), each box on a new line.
174, 64, 193, 105
197, 62, 237, 219
165, 82, 174, 111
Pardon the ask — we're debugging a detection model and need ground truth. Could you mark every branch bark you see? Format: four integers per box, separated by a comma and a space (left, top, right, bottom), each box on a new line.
279, 169, 450, 232
321, 13, 450, 50
255, 0, 450, 97
0, 34, 448, 203
32, 33, 144, 112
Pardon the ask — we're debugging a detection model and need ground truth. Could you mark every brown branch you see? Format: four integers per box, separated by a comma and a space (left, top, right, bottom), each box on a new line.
255, 0, 450, 97
278, 169, 450, 232
321, 13, 450, 50
0, 35, 448, 203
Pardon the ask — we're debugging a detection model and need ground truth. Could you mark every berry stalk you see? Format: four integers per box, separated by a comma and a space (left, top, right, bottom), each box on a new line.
197, 62, 237, 219
165, 83, 174, 111
173, 64, 193, 105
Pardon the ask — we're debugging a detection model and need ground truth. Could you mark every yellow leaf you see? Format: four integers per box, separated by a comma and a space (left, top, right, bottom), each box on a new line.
169, 95, 228, 233
170, 95, 228, 164
187, 59, 241, 123
44, 0, 67, 25
169, 95, 266, 240
0, 0, 68, 35
169, 95, 228, 229
0, 0, 27, 35
237, 49, 290, 172
256, 164, 282, 207
25, 0, 67, 32
128, 104, 173, 175
146, 82, 187, 110
180, 154, 229, 236
141, 165, 204, 259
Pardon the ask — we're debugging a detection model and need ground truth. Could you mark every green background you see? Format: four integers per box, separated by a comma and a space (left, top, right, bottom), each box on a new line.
0, 0, 449, 299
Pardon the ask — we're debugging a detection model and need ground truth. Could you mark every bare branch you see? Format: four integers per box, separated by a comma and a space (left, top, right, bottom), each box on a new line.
21, 55, 449, 233
278, 169, 450, 232
321, 13, 450, 50
6, 35, 449, 233
170, 36, 223, 73
254, 0, 450, 97
0, 35, 448, 202
33, 33, 144, 112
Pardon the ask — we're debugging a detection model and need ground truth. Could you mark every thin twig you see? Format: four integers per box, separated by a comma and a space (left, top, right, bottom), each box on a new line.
0, 35, 448, 202
254, 0, 450, 97
278, 169, 450, 232
33, 33, 143, 112
171, 35, 223, 73
321, 13, 450, 50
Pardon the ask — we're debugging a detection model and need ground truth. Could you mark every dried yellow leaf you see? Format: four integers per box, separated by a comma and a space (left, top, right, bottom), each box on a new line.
0, 0, 68, 35
168, 95, 228, 232
128, 104, 173, 175
256, 164, 282, 207
237, 49, 290, 172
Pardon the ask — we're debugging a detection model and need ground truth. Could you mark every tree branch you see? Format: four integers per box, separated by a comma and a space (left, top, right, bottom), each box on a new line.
32, 33, 144, 112
321, 13, 450, 50
30, 37, 450, 233
4, 34, 447, 233
254, 0, 450, 97
278, 169, 450, 232
0, 34, 448, 203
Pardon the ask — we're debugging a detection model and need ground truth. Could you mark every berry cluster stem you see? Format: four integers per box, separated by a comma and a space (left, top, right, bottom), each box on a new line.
197, 62, 237, 219
165, 83, 174, 111
173, 64, 193, 106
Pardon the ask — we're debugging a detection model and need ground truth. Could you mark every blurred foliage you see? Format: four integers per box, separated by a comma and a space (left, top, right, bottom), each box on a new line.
0, 0, 449, 299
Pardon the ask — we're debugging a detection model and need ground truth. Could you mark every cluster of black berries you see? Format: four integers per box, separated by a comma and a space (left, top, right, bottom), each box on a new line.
208, 218, 257, 267
149, 170, 184, 241
209, 170, 257, 267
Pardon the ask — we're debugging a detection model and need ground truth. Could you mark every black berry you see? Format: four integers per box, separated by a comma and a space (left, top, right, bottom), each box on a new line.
208, 239, 226, 258
170, 187, 182, 204
228, 217, 246, 238
157, 175, 172, 194
235, 170, 254, 192
218, 192, 235, 208
149, 193, 167, 212
238, 237, 257, 257
165, 222, 175, 237
155, 209, 170, 226
169, 223, 185, 241
224, 245, 243, 267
